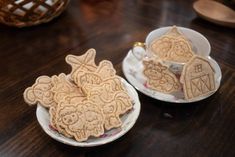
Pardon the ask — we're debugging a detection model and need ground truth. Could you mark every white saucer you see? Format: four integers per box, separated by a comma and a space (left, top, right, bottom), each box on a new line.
122, 50, 222, 103
36, 78, 141, 147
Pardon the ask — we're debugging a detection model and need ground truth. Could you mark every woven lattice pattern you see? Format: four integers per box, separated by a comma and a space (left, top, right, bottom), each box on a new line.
0, 0, 69, 27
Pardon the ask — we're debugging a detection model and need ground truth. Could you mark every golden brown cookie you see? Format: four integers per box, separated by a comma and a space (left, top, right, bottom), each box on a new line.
143, 59, 181, 93
55, 100, 105, 142
150, 26, 194, 63
49, 107, 56, 128
23, 76, 56, 108
72, 59, 118, 95
51, 94, 87, 138
166, 38, 193, 63
72, 70, 102, 89
66, 48, 97, 83
71, 60, 116, 88
49, 73, 86, 135
83, 77, 125, 98
87, 78, 133, 130
180, 55, 216, 100
150, 35, 175, 59
165, 25, 186, 39
88, 91, 133, 130
49, 106, 65, 134
96, 60, 116, 79
51, 73, 84, 103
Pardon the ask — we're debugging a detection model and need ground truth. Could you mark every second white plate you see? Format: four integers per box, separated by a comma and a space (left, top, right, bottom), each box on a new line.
122, 50, 222, 103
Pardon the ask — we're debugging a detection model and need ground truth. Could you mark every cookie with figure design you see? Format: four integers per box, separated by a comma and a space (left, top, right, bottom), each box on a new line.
180, 55, 216, 100
51, 94, 87, 138
96, 60, 116, 79
85, 77, 125, 103
72, 70, 103, 89
49, 106, 73, 138
75, 60, 116, 87
166, 38, 194, 63
150, 26, 194, 63
51, 73, 84, 103
165, 25, 187, 39
66, 48, 97, 84
49, 73, 86, 132
165, 26, 194, 63
150, 35, 175, 59
23, 76, 56, 108
71, 59, 118, 95
87, 78, 133, 130
55, 100, 105, 142
80, 60, 119, 94
143, 59, 181, 93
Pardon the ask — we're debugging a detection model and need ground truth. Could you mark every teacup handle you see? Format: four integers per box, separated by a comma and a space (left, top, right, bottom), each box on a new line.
132, 42, 146, 60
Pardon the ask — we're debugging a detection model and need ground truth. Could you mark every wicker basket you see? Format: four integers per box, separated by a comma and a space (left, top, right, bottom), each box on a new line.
0, 0, 70, 27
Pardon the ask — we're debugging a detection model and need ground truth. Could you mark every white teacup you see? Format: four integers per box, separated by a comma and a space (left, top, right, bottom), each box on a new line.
132, 26, 211, 74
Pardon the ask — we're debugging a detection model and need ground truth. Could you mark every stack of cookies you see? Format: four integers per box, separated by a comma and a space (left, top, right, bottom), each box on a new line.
23, 49, 133, 142
143, 26, 216, 100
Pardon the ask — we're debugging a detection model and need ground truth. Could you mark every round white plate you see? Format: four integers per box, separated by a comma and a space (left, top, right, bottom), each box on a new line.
36, 78, 141, 147
122, 50, 222, 103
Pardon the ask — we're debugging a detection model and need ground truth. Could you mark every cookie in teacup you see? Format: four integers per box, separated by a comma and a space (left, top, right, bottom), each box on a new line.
150, 26, 194, 63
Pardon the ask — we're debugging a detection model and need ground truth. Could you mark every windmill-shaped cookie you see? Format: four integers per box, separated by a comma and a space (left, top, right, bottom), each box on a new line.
66, 48, 97, 85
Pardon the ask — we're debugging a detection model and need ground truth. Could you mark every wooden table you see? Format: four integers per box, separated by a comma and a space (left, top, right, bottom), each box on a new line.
0, 0, 235, 156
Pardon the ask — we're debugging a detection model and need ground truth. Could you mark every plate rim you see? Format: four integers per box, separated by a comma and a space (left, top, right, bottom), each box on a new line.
122, 50, 222, 103
36, 78, 141, 147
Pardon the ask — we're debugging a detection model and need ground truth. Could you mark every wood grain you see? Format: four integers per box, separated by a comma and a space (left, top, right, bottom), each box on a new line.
0, 0, 235, 157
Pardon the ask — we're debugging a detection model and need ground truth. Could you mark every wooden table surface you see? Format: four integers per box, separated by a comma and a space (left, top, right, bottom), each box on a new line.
0, 0, 235, 157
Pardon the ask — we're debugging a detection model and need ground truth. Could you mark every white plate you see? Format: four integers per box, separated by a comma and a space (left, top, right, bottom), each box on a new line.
36, 78, 141, 147
122, 50, 222, 103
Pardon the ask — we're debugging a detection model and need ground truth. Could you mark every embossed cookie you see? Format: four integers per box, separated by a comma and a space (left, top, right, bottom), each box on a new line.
49, 73, 86, 133
71, 60, 116, 88
70, 59, 118, 96
49, 106, 63, 132
87, 78, 133, 130
72, 70, 102, 89
180, 55, 216, 100
150, 35, 175, 59
55, 100, 105, 142
166, 38, 193, 63
150, 26, 194, 63
143, 59, 181, 93
66, 48, 97, 83
96, 60, 116, 79
51, 73, 84, 103
88, 91, 132, 130
166, 26, 194, 62
23, 76, 56, 108
82, 71, 121, 95
86, 77, 125, 102
50, 94, 87, 138
165, 25, 187, 39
